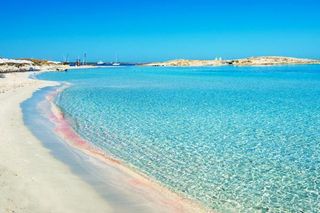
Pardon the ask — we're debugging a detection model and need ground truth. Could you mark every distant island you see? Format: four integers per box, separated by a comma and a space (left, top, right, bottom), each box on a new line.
143, 56, 320, 67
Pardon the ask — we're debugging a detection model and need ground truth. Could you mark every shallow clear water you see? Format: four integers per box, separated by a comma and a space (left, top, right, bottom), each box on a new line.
38, 66, 320, 212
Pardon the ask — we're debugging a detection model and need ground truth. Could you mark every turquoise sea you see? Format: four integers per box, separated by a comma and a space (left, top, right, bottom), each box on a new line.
38, 66, 320, 212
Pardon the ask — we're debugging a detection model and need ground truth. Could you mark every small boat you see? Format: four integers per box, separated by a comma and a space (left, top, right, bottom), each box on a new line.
97, 61, 104, 65
112, 54, 120, 66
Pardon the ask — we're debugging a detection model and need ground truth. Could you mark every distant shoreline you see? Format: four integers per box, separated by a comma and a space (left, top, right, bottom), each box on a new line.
1, 56, 320, 74
143, 56, 320, 67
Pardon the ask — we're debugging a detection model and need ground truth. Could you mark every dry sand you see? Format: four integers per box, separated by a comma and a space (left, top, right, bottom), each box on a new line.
0, 72, 207, 213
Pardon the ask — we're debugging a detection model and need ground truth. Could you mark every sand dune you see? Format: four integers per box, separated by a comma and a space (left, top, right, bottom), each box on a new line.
0, 58, 69, 73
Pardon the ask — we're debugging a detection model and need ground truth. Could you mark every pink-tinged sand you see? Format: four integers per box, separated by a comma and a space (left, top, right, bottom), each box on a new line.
42, 85, 210, 213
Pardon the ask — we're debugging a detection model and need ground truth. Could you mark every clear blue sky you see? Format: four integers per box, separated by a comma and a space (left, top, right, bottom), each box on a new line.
0, 0, 319, 62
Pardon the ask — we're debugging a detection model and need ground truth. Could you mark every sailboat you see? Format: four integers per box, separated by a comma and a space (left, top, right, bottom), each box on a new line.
112, 54, 120, 66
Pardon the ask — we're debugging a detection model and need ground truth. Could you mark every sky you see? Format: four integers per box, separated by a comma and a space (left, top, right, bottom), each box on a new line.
0, 0, 319, 62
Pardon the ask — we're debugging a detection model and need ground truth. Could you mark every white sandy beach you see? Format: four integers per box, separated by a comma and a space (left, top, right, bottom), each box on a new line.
0, 72, 206, 213
0, 72, 115, 213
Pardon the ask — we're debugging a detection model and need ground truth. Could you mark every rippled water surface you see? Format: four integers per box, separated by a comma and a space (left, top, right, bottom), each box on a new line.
38, 66, 320, 212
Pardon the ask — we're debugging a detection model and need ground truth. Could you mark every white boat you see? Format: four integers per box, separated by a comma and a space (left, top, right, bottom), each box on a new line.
97, 61, 104, 65
112, 54, 120, 66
